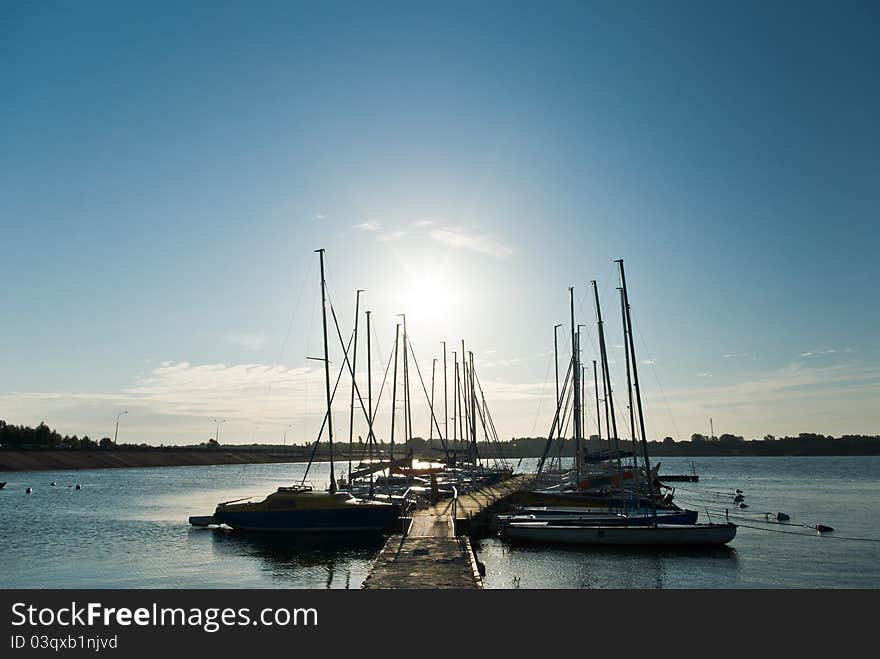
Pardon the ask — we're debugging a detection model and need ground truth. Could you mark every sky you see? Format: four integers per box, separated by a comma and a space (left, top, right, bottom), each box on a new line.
1, 1, 878, 446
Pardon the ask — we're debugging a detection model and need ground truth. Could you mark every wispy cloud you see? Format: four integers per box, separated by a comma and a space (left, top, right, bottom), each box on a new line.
428, 226, 514, 259
723, 352, 749, 359
413, 219, 435, 228
800, 349, 838, 357
642, 359, 656, 365
353, 221, 381, 232
223, 332, 269, 351
312, 214, 325, 221
696, 373, 712, 378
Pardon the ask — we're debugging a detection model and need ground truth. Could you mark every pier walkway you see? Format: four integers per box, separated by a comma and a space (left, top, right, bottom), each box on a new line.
361, 474, 533, 589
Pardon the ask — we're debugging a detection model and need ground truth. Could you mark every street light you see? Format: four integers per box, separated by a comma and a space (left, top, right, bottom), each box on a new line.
283, 424, 292, 447
213, 418, 226, 443
114, 410, 128, 446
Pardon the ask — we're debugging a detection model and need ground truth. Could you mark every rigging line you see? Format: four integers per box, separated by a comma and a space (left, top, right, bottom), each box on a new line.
630, 313, 682, 440
530, 351, 555, 435
405, 338, 450, 457
729, 522, 880, 542
471, 368, 509, 467
246, 263, 314, 445
300, 330, 355, 484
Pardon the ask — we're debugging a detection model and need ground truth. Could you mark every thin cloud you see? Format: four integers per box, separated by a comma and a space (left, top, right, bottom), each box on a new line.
723, 353, 749, 359
312, 214, 326, 221
428, 226, 514, 259
696, 373, 712, 378
224, 332, 269, 351
801, 349, 838, 357
353, 221, 380, 232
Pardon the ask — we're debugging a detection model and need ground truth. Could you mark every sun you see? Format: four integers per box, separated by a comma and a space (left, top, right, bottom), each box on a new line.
399, 268, 457, 324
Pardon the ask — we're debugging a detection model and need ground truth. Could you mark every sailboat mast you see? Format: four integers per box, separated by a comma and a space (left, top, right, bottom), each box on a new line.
429, 358, 436, 443
390, 323, 400, 463
616, 259, 657, 525
619, 286, 640, 511
452, 352, 459, 456
347, 289, 363, 486
553, 324, 562, 449
569, 287, 582, 481
442, 341, 448, 456
366, 310, 374, 496
469, 350, 478, 467
401, 314, 412, 457
592, 280, 620, 462
593, 360, 602, 441
315, 248, 336, 493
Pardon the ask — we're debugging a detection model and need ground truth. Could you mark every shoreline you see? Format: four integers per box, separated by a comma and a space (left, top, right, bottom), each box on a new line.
0, 450, 316, 473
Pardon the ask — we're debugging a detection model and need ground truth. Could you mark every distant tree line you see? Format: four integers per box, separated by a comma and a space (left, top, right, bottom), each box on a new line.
2, 419, 879, 457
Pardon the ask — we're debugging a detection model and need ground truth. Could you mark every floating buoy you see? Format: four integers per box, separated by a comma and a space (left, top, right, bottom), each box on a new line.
815, 524, 834, 534
735, 489, 743, 494
26, 487, 33, 494
733, 494, 745, 502
50, 481, 57, 487
739, 503, 749, 509
75, 484, 81, 490
776, 512, 790, 522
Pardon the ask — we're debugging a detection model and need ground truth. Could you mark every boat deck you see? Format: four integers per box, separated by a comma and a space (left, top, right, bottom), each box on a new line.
361, 474, 534, 589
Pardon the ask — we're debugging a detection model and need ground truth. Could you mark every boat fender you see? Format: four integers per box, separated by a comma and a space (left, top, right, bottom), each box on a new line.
26, 487, 33, 494
776, 512, 790, 522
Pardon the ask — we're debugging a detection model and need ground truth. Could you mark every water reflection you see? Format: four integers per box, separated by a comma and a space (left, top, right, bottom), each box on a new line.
479, 538, 739, 589
207, 529, 385, 589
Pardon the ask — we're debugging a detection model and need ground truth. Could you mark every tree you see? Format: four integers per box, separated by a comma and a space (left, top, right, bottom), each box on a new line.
691, 433, 707, 443
207, 438, 219, 448
99, 437, 114, 449
663, 436, 675, 446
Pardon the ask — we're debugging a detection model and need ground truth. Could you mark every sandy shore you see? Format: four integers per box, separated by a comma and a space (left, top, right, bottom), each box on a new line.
0, 450, 313, 472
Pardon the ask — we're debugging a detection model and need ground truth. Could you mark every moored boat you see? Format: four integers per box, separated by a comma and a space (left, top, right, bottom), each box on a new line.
502, 521, 737, 545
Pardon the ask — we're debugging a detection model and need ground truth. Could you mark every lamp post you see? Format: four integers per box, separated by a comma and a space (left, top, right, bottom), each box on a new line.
114, 410, 128, 446
283, 424, 292, 447
213, 418, 226, 443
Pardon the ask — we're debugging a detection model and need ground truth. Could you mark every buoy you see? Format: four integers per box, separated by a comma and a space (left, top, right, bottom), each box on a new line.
739, 503, 749, 509
815, 524, 834, 534
734, 494, 745, 502
51, 481, 56, 487
776, 512, 790, 522
26, 487, 33, 494
75, 484, 82, 490
735, 489, 743, 494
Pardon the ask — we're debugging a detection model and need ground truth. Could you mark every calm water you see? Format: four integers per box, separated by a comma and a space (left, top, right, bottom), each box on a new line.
1, 456, 878, 589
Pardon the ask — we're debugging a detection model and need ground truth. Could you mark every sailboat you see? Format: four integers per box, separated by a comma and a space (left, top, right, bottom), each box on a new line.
209, 250, 399, 533
502, 260, 736, 546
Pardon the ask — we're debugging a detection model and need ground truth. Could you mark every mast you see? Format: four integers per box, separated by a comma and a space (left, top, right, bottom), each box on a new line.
316, 248, 336, 493
347, 289, 363, 486
390, 323, 400, 464
592, 280, 619, 462
429, 358, 437, 444
401, 314, 412, 459
469, 350, 478, 468
553, 324, 562, 451
616, 259, 657, 525
619, 286, 640, 512
366, 310, 374, 497
442, 341, 448, 459
569, 287, 582, 482
452, 352, 459, 458
593, 360, 602, 441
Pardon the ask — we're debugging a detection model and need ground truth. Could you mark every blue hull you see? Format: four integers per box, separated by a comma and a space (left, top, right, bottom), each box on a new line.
214, 506, 400, 533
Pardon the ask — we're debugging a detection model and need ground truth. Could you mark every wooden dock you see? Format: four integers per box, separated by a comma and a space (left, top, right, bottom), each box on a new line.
361, 474, 533, 589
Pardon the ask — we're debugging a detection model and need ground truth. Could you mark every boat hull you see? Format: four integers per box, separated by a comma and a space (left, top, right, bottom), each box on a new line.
499, 509, 699, 526
503, 522, 737, 546
213, 505, 400, 532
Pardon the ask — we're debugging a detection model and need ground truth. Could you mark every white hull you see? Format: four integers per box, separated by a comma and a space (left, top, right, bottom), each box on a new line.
503, 522, 736, 546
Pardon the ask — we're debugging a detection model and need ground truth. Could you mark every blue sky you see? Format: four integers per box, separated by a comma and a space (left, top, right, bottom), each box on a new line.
2, 1, 878, 445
